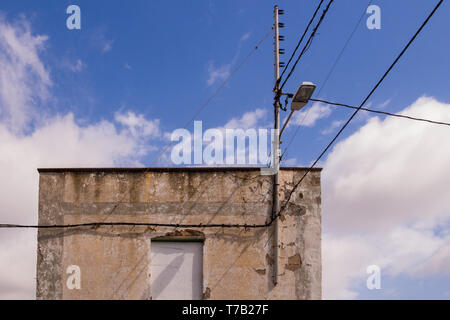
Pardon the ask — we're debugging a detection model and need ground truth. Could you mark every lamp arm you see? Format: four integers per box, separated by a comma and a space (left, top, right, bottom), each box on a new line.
280, 109, 294, 138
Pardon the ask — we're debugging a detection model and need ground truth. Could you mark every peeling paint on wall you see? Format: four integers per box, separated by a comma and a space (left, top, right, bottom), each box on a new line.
36, 168, 322, 300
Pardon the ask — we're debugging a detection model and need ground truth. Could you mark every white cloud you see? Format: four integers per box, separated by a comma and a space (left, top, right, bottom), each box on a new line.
90, 27, 114, 54
2, 13, 449, 301
70, 59, 84, 72
289, 102, 332, 128
0, 111, 163, 299
323, 227, 450, 299
322, 96, 450, 299
206, 62, 231, 86
281, 157, 298, 166
324, 97, 450, 232
183, 108, 269, 166
102, 40, 113, 53
0, 16, 162, 299
114, 111, 161, 139
206, 32, 251, 87
0, 16, 51, 131
321, 120, 344, 135
413, 238, 450, 276
222, 108, 266, 130
240, 32, 251, 42
0, 230, 37, 299
377, 99, 391, 109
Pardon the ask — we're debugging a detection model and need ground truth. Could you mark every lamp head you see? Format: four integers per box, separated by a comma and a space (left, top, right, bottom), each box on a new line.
291, 82, 316, 111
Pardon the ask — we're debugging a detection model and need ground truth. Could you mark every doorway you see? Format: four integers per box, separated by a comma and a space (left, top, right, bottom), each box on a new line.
151, 241, 203, 300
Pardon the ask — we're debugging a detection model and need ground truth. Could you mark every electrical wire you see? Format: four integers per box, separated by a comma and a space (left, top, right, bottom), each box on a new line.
0, 28, 275, 231
151, 26, 274, 166
91, 27, 276, 221
279, 0, 335, 91
310, 98, 450, 127
0, 1, 443, 230
277, 0, 324, 85
318, 0, 373, 96
276, 0, 443, 219
281, 0, 371, 159
0, 173, 275, 230
0, 221, 271, 229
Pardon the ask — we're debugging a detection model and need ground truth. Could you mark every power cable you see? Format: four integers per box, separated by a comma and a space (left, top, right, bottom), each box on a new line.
276, 0, 443, 220
281, 0, 372, 159
277, 0, 324, 84
311, 98, 450, 127
93, 27, 275, 221
279, 0, 335, 91
152, 27, 274, 166
0, 1, 443, 230
0, 221, 270, 229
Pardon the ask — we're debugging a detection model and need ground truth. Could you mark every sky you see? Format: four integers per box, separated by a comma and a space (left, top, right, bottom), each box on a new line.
0, 0, 449, 299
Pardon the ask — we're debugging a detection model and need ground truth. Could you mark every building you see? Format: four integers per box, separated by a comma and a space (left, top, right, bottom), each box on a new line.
36, 167, 322, 299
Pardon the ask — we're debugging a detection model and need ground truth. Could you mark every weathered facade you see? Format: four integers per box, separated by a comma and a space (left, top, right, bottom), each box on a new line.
36, 167, 322, 300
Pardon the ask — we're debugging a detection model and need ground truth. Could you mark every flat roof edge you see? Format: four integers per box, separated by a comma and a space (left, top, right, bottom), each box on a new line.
38, 167, 322, 173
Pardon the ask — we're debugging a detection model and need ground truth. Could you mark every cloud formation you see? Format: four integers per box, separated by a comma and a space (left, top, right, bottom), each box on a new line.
0, 16, 161, 299
206, 31, 251, 87
322, 97, 450, 299
289, 102, 332, 128
221, 108, 266, 130
1, 14, 449, 301
114, 111, 161, 140
0, 16, 51, 131
321, 120, 344, 135
206, 62, 231, 86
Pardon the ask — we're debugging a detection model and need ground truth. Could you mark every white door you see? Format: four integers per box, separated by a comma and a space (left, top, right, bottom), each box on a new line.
151, 241, 203, 300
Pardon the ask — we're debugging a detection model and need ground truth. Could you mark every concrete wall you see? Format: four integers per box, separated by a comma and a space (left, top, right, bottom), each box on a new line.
36, 167, 322, 300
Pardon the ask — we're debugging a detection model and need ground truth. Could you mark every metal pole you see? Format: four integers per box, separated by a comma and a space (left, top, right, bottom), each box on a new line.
272, 5, 281, 286
280, 110, 294, 138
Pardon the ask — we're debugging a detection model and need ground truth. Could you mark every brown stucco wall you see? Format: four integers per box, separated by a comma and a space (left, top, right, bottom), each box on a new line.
36, 167, 322, 300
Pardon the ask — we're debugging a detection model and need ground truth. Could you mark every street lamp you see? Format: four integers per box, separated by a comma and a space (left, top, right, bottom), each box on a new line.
291, 81, 316, 111
280, 81, 316, 137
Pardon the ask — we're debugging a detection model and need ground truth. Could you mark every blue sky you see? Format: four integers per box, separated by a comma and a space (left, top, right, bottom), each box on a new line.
1, 0, 448, 163
0, 0, 449, 299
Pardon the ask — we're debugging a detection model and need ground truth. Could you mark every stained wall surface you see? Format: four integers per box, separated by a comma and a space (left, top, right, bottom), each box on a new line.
36, 167, 322, 300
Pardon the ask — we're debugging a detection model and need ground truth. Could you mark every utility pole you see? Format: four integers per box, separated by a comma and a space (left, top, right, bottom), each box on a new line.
272, 5, 282, 286
271, 4, 317, 286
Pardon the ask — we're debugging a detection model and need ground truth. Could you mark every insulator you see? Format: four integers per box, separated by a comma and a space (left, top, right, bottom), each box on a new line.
279, 62, 286, 68
278, 22, 285, 28
279, 49, 285, 54
279, 9, 285, 15
279, 35, 285, 41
